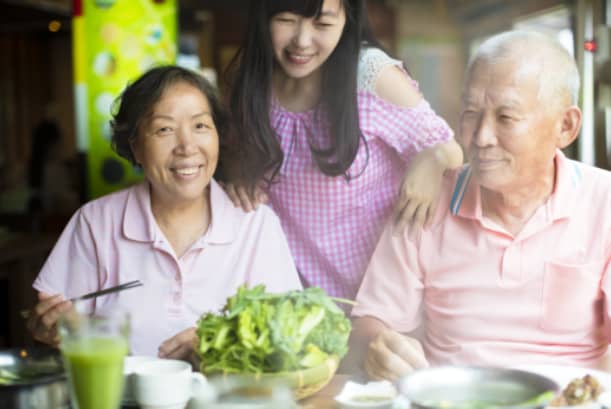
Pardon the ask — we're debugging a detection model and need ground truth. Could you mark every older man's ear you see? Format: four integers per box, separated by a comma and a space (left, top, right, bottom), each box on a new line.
557, 105, 582, 149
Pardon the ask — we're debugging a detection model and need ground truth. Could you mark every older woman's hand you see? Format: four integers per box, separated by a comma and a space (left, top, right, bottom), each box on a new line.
27, 292, 73, 347
364, 328, 428, 382
159, 327, 200, 366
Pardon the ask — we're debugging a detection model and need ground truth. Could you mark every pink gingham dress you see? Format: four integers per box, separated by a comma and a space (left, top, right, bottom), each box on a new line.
268, 48, 453, 299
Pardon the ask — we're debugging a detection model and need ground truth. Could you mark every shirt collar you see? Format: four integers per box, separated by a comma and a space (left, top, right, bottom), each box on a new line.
122, 179, 238, 245
203, 179, 238, 245
450, 149, 580, 222
123, 182, 158, 242
548, 149, 580, 220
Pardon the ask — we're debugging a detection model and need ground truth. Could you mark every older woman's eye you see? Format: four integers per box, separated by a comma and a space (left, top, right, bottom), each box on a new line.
195, 122, 212, 131
155, 126, 173, 135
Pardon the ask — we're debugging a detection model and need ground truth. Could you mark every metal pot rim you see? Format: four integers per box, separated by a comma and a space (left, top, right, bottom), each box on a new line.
0, 347, 66, 388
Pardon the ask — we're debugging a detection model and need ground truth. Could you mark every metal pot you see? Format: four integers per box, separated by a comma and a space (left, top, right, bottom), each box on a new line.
0, 347, 69, 409
398, 366, 559, 409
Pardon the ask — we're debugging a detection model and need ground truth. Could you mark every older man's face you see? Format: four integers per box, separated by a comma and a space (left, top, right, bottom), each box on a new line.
459, 59, 560, 193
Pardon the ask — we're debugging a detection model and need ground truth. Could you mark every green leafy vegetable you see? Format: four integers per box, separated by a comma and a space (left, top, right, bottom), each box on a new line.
196, 285, 352, 374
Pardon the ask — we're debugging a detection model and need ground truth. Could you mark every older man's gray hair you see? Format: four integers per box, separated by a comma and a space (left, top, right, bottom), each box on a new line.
468, 30, 580, 107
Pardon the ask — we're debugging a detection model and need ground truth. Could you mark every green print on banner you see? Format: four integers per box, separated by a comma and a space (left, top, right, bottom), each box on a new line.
80, 0, 177, 198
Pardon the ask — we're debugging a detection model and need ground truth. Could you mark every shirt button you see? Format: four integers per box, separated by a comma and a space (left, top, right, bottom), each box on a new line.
173, 292, 181, 303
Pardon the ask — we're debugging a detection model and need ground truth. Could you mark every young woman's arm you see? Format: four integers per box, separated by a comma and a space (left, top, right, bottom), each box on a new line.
375, 65, 463, 231
394, 140, 463, 231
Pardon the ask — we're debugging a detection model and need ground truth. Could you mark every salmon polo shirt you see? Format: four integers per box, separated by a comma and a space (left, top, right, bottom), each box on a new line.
353, 150, 611, 367
33, 179, 302, 356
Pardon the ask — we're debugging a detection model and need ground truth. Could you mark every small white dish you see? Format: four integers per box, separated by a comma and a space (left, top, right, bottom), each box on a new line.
335, 381, 398, 409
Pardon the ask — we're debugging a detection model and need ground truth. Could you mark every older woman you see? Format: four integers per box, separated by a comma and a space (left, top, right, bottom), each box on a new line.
27, 66, 301, 358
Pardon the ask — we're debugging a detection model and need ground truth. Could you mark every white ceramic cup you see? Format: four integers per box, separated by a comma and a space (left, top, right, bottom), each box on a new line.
122, 355, 157, 405
133, 359, 207, 409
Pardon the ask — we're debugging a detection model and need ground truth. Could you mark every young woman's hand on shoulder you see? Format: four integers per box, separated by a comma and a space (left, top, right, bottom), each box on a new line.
221, 182, 268, 212
374, 64, 464, 232
394, 139, 462, 232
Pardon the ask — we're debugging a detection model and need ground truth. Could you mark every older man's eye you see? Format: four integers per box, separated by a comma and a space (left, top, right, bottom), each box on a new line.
462, 110, 478, 119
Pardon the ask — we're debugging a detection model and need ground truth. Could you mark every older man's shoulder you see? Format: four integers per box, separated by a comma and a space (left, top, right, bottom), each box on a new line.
569, 159, 611, 192
430, 165, 471, 226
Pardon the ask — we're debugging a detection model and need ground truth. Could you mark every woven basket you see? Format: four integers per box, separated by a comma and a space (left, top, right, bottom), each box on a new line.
207, 355, 339, 401
257, 355, 339, 400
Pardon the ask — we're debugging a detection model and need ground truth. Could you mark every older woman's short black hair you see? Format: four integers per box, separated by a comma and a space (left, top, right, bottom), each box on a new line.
110, 65, 227, 166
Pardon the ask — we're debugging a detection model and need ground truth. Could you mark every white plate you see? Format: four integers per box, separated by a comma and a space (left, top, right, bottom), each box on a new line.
514, 365, 611, 390
515, 365, 611, 409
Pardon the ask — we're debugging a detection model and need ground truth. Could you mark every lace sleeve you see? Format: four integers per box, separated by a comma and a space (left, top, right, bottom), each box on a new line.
357, 47, 405, 93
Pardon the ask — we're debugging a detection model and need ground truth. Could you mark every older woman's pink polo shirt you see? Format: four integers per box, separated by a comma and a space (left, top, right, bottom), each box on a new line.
33, 179, 301, 356
353, 150, 611, 368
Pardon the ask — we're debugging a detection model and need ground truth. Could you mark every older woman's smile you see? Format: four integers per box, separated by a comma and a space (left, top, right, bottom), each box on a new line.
172, 165, 204, 176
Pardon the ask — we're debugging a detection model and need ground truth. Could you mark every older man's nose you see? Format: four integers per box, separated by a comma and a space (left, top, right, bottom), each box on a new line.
473, 116, 496, 146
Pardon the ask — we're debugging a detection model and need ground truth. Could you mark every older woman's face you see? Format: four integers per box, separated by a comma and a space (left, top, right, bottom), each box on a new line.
131, 81, 219, 206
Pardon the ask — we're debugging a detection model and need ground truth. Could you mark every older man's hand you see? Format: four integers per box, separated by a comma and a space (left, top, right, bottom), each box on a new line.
364, 328, 428, 382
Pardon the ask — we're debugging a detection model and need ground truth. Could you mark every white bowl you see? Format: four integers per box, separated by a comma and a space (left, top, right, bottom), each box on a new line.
123, 356, 158, 405
335, 381, 397, 409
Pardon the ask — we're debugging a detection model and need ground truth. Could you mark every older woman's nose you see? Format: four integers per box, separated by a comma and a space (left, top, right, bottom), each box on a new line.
174, 127, 198, 154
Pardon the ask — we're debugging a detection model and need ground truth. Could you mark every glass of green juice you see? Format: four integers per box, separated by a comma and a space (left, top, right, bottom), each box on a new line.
59, 305, 130, 409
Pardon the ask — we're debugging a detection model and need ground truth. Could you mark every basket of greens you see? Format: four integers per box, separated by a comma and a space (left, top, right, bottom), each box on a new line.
195, 285, 352, 399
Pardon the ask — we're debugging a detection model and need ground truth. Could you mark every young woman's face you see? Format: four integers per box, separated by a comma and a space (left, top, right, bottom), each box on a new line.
269, 0, 346, 80
131, 81, 219, 207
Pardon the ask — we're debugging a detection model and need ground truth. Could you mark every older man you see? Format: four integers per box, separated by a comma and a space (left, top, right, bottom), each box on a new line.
346, 30, 611, 381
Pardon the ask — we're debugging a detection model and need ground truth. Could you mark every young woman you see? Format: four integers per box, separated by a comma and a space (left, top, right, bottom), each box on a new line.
224, 0, 463, 299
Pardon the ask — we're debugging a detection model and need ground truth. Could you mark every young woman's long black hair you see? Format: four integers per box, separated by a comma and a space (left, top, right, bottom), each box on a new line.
226, 0, 381, 190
